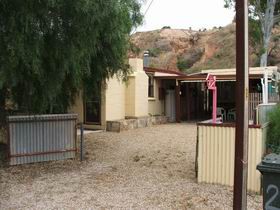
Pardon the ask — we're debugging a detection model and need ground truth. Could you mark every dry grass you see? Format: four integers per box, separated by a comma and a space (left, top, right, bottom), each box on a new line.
0, 123, 262, 209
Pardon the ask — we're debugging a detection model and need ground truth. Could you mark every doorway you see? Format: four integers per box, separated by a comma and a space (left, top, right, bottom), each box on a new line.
84, 85, 101, 125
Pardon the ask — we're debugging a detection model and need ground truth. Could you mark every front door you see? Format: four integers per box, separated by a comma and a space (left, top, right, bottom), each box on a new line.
84, 85, 101, 125
165, 89, 176, 122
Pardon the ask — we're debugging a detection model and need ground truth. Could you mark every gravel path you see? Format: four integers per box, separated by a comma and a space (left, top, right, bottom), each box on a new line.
0, 123, 262, 209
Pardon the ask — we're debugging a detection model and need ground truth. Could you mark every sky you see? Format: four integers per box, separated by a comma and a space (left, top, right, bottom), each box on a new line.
136, 0, 235, 32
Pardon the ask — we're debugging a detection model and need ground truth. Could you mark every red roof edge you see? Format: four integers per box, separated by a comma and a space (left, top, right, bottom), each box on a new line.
144, 67, 187, 77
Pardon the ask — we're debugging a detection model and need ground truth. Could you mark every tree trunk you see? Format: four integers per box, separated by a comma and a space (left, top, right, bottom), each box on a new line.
260, 50, 268, 67
257, 0, 276, 104
260, 0, 276, 67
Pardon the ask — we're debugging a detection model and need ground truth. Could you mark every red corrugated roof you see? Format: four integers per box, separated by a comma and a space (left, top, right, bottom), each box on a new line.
144, 67, 187, 77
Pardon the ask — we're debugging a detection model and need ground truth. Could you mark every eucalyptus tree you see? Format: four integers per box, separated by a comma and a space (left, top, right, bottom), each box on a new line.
225, 0, 280, 66
0, 0, 143, 115
225, 0, 280, 103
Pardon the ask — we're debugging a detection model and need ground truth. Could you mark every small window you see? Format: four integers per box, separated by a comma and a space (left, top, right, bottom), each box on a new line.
148, 74, 154, 98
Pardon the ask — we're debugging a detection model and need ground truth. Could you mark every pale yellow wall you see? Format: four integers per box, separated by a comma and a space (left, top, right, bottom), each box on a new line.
69, 58, 148, 128
125, 77, 136, 117
134, 70, 149, 117
148, 79, 165, 116
125, 58, 149, 118
105, 76, 126, 121
197, 125, 266, 193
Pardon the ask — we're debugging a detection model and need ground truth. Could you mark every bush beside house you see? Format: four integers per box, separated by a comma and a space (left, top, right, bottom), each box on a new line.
267, 105, 280, 153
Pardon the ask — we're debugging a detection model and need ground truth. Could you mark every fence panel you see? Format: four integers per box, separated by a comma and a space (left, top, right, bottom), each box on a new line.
268, 93, 280, 103
197, 123, 266, 193
249, 93, 262, 122
7, 114, 77, 165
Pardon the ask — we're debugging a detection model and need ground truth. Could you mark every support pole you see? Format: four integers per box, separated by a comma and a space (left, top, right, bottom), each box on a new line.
80, 123, 84, 161
175, 80, 181, 123
233, 0, 249, 209
261, 78, 266, 104
206, 74, 217, 123
212, 87, 217, 123
264, 68, 269, 104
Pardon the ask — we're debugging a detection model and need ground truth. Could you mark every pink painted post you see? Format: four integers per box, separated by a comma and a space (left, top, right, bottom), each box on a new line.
212, 85, 217, 124
206, 74, 217, 124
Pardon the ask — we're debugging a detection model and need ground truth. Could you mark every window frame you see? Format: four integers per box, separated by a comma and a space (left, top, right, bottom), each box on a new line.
148, 74, 155, 98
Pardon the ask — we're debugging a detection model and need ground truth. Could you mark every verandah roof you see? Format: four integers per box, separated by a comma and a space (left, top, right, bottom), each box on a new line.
144, 66, 279, 82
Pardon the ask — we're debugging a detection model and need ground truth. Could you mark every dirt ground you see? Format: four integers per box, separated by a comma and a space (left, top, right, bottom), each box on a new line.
0, 123, 262, 209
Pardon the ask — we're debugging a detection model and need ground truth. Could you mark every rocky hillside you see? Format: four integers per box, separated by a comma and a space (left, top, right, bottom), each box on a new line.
130, 24, 280, 73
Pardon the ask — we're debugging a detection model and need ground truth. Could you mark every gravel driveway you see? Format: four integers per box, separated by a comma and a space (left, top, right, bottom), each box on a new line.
0, 123, 262, 209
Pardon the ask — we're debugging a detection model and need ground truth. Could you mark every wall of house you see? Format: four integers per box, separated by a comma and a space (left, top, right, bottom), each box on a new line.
148, 79, 165, 116
105, 77, 126, 121
125, 59, 149, 118
135, 68, 149, 117
69, 58, 149, 129
125, 77, 136, 117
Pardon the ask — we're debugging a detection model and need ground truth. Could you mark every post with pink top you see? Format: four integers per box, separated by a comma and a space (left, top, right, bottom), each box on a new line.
206, 74, 217, 124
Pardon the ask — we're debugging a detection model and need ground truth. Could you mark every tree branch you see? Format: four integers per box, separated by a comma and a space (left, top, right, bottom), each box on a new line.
255, 0, 266, 33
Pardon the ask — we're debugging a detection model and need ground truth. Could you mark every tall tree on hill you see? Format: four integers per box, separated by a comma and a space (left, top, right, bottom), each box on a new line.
225, 0, 280, 104
225, 0, 280, 66
0, 0, 143, 115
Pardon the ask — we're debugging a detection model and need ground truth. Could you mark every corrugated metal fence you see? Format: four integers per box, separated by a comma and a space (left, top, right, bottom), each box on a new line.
197, 123, 268, 193
7, 114, 77, 165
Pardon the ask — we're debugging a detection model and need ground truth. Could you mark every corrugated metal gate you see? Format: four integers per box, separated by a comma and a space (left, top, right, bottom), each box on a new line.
7, 114, 77, 165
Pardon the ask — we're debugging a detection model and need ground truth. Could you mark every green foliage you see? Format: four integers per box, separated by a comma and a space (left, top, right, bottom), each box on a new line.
0, 0, 142, 114
224, 0, 280, 14
148, 48, 161, 57
249, 18, 262, 47
177, 59, 190, 71
162, 26, 171, 29
224, 0, 280, 64
129, 42, 141, 56
267, 106, 280, 154
224, 0, 234, 8
177, 48, 204, 71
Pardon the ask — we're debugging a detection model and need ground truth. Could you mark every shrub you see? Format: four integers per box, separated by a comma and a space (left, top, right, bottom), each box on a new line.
177, 59, 190, 71
177, 48, 204, 71
148, 48, 161, 57
267, 106, 280, 154
162, 26, 171, 29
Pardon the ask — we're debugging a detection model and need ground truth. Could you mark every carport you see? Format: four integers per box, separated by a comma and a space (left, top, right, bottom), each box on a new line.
176, 66, 278, 122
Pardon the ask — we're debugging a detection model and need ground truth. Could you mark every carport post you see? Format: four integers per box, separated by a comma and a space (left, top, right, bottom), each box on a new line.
80, 123, 84, 161
233, 0, 249, 209
175, 80, 181, 123
212, 85, 217, 123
